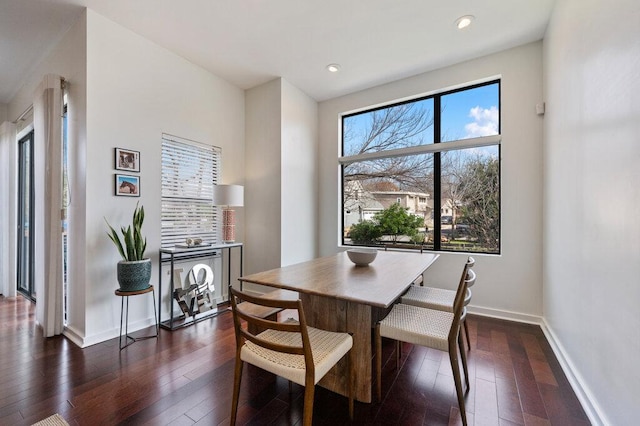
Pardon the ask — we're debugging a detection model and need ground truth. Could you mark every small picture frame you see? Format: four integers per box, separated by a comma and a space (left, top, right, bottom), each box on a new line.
115, 174, 140, 197
115, 148, 140, 172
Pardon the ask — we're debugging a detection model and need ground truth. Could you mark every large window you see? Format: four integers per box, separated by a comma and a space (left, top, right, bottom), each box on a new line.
161, 134, 220, 248
340, 80, 500, 254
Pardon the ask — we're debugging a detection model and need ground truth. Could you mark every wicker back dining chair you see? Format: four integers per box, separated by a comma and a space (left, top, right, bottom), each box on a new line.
376, 256, 475, 426
401, 257, 476, 350
229, 287, 354, 426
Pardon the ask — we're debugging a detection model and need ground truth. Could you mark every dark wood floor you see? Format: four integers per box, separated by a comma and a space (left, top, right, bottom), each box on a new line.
0, 295, 589, 425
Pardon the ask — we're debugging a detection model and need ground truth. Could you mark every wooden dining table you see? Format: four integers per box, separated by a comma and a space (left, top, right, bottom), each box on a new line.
238, 249, 439, 403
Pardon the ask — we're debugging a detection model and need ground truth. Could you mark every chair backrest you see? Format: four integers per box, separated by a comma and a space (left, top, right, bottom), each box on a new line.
448, 256, 475, 341
466, 257, 475, 270
465, 257, 476, 288
465, 269, 476, 288
462, 268, 477, 309
230, 287, 315, 375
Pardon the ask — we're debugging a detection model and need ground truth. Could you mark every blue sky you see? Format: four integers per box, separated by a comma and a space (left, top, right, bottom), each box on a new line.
441, 82, 499, 141
343, 82, 499, 154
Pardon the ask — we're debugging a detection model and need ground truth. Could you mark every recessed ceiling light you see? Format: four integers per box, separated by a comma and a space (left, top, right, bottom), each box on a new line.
455, 15, 474, 30
326, 63, 341, 73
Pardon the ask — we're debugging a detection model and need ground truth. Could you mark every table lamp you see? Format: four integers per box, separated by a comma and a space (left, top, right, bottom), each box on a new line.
212, 184, 244, 243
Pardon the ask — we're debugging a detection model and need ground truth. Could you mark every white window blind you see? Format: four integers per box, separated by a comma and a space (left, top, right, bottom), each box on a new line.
161, 134, 220, 248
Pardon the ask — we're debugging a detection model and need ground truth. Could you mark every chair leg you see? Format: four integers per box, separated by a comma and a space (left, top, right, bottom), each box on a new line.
448, 342, 467, 426
302, 382, 315, 426
458, 332, 470, 391
348, 349, 354, 420
375, 323, 382, 402
464, 318, 471, 351
230, 355, 244, 426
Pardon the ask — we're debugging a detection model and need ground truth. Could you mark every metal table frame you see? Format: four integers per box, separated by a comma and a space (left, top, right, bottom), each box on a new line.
159, 243, 243, 330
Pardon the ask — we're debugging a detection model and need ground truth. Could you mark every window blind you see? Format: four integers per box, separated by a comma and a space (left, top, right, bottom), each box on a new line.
161, 134, 220, 248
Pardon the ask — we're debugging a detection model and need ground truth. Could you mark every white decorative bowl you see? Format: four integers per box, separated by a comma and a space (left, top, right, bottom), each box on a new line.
346, 248, 378, 266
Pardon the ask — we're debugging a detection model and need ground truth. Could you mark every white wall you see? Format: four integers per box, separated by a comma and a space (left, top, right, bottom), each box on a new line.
281, 79, 318, 267
81, 9, 245, 345
245, 78, 319, 276
245, 79, 282, 276
319, 42, 544, 320
543, 1, 640, 424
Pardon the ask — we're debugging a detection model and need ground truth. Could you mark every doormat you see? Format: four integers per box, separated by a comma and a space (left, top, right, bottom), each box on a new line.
31, 413, 70, 426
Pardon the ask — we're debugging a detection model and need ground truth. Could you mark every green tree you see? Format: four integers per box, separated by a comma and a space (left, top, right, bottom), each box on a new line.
374, 203, 424, 243
349, 220, 382, 245
457, 156, 500, 250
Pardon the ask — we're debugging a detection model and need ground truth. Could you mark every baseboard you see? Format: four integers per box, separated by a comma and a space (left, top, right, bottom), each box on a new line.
540, 319, 607, 426
68, 317, 157, 348
467, 305, 543, 325
62, 325, 85, 347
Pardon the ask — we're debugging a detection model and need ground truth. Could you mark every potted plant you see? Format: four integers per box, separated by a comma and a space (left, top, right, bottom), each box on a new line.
105, 202, 151, 292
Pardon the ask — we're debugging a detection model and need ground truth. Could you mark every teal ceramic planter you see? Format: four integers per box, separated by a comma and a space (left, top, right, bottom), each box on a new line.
117, 259, 152, 292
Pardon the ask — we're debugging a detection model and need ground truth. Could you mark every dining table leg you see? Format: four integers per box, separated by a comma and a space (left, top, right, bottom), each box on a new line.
300, 293, 373, 403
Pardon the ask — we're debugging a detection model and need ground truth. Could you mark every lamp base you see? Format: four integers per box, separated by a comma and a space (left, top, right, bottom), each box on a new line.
222, 208, 236, 243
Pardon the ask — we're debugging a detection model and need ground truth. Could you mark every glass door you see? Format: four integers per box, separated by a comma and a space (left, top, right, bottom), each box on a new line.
17, 130, 35, 301
62, 99, 68, 324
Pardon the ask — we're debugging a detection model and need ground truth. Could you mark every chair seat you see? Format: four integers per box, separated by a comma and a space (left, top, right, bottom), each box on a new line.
241, 326, 353, 387
401, 286, 455, 311
379, 303, 453, 352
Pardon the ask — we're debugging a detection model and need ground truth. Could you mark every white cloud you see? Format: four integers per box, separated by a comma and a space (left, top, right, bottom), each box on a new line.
464, 106, 499, 138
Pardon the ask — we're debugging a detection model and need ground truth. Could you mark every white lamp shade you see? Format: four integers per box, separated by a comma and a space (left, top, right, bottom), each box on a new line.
212, 184, 244, 207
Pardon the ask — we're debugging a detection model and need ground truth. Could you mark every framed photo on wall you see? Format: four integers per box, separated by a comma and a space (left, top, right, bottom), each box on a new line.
115, 147, 140, 172
115, 174, 140, 197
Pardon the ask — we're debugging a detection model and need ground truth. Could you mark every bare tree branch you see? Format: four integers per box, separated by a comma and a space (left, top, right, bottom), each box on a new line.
343, 103, 434, 205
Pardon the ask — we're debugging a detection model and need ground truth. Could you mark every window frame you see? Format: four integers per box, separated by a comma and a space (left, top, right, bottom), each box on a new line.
339, 79, 501, 254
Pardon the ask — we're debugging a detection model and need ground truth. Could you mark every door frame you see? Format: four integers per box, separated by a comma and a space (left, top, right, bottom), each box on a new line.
17, 129, 35, 301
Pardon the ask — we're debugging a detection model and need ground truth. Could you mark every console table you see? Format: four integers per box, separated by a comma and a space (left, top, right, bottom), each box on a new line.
158, 242, 243, 330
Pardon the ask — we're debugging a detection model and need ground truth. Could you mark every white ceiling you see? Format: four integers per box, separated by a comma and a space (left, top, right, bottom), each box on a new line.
0, 0, 555, 104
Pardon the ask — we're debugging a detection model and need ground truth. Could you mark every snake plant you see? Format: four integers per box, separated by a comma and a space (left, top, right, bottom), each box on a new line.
105, 202, 147, 261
